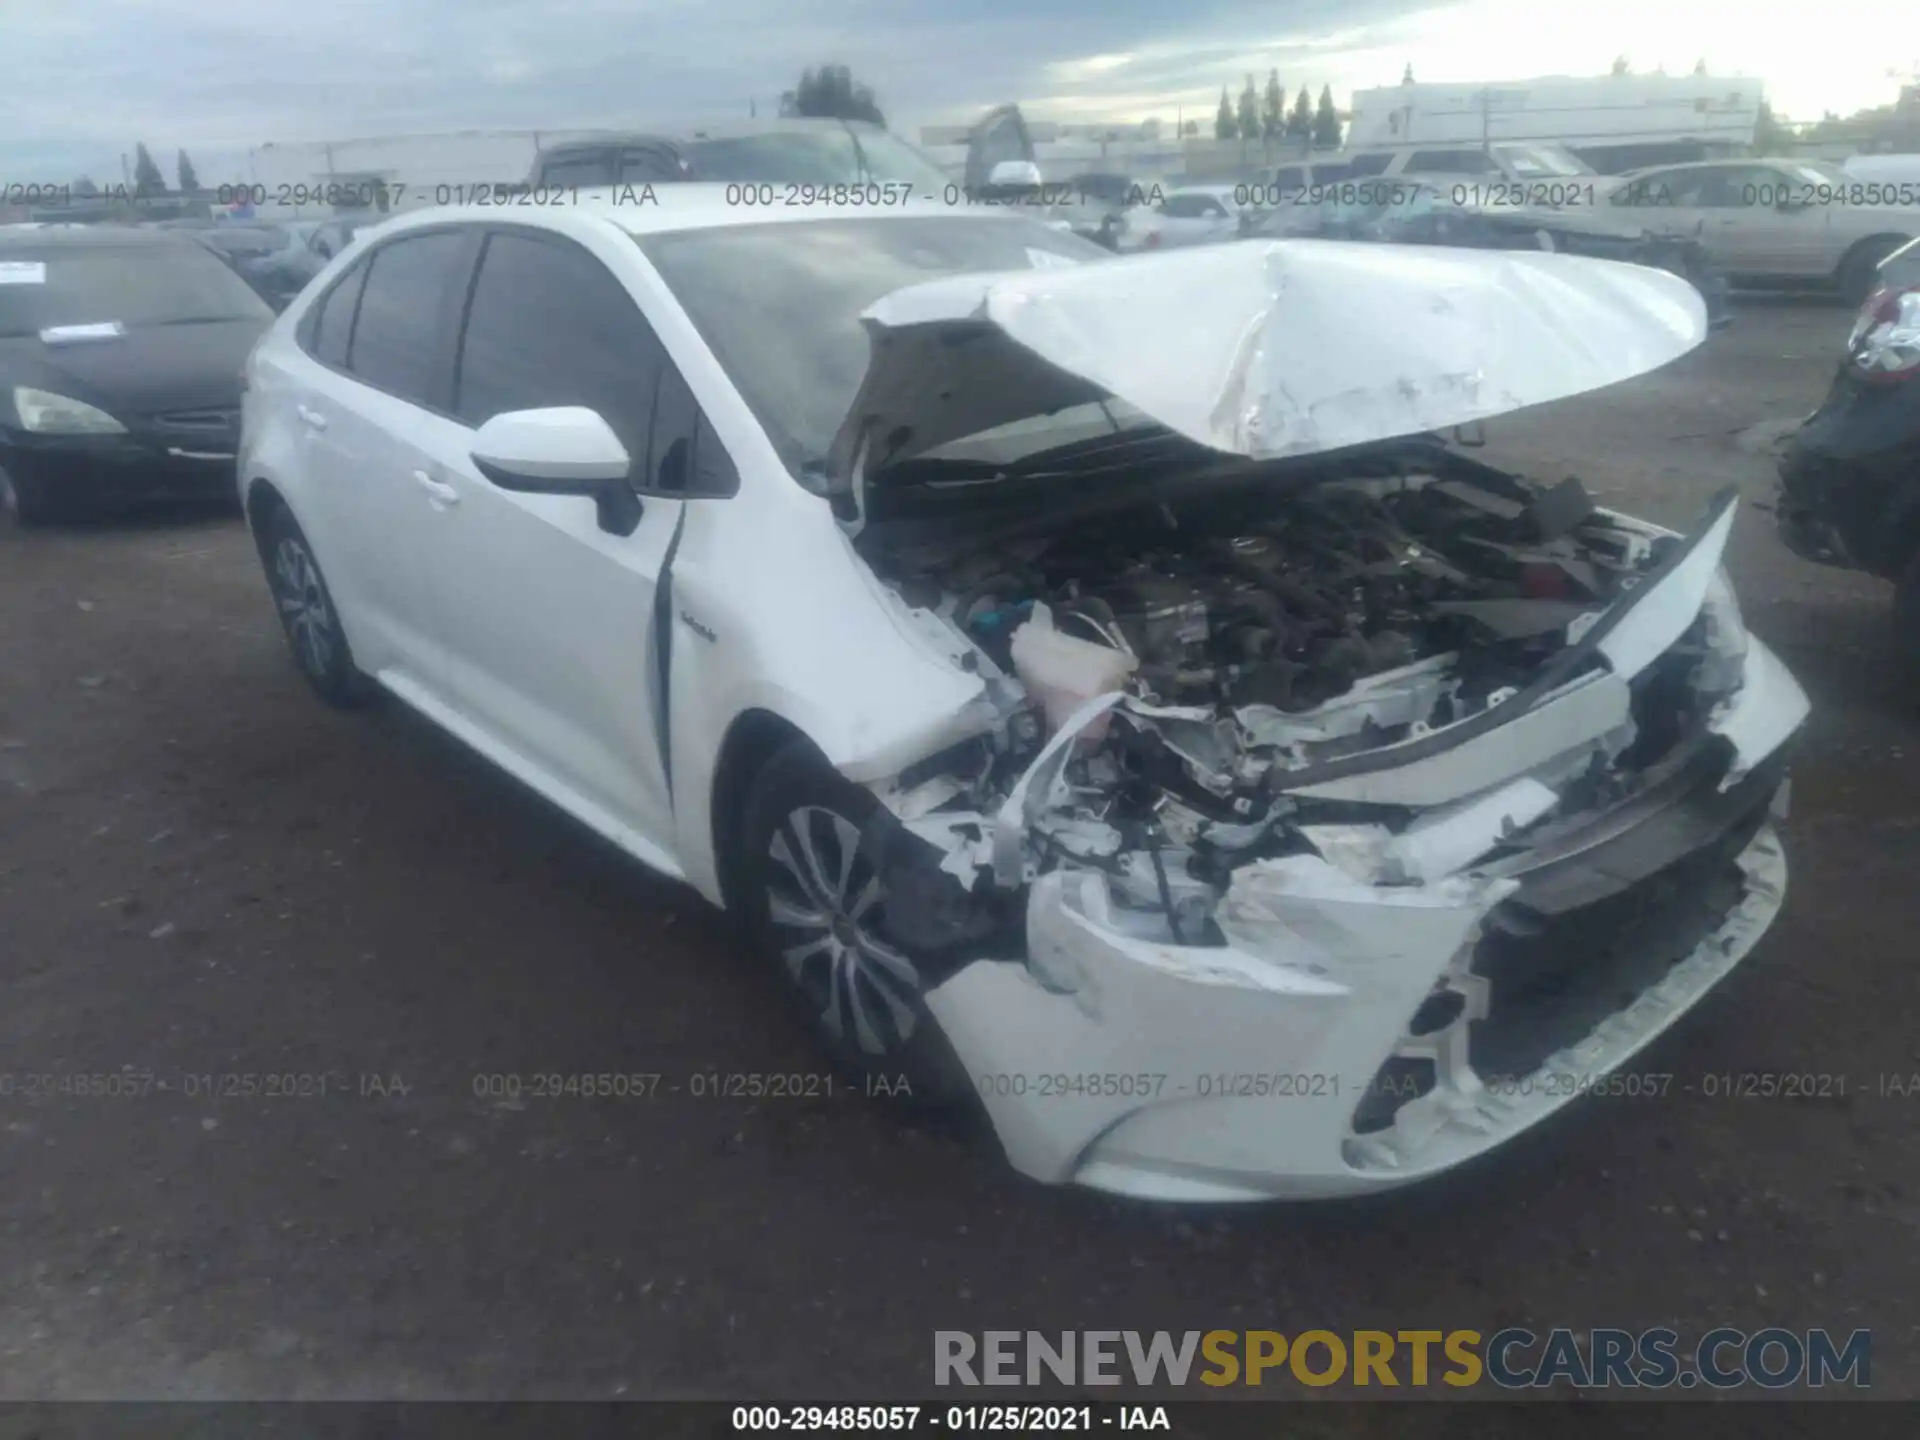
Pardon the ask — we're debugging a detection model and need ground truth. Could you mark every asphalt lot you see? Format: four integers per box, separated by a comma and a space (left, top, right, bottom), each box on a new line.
2, 295, 1917, 1406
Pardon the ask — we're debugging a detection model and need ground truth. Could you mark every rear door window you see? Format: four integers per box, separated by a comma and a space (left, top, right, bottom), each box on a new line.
537, 153, 615, 187
306, 259, 369, 369
1344, 153, 1392, 177
346, 230, 475, 410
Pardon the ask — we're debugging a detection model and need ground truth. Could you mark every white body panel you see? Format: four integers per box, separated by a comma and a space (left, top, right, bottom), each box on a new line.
240, 191, 1809, 1199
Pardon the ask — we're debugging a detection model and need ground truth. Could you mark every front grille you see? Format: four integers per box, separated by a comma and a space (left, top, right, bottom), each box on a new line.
153, 408, 239, 436
1465, 776, 1775, 1083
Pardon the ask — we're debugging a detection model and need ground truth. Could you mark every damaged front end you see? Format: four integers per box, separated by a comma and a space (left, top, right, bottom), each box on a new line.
832, 242, 1808, 1199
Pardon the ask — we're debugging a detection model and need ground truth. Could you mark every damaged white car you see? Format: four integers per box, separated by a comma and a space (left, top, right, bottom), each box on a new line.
241, 192, 1808, 1201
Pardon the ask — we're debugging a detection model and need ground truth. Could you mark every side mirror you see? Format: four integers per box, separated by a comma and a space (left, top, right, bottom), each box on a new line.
470, 406, 640, 535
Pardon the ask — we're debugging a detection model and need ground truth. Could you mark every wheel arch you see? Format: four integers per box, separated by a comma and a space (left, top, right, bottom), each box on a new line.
1835, 232, 1910, 295
707, 708, 829, 911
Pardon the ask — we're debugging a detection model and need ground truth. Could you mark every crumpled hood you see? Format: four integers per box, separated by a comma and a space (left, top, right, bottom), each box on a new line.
828, 238, 1708, 489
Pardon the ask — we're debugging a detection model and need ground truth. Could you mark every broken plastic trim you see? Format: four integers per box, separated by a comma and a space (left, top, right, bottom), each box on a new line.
1266, 487, 1739, 792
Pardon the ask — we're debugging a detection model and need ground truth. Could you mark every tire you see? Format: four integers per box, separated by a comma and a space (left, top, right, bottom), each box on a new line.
258, 504, 378, 708
736, 743, 970, 1106
0, 467, 67, 528
1838, 237, 1904, 305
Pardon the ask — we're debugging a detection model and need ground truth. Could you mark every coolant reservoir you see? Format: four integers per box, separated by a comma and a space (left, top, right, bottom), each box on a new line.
1009, 603, 1138, 736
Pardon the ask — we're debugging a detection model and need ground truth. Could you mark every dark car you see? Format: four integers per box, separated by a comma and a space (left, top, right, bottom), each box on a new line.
244, 216, 370, 309
525, 118, 952, 195
1775, 236, 1920, 663
0, 227, 272, 524
1244, 181, 1734, 327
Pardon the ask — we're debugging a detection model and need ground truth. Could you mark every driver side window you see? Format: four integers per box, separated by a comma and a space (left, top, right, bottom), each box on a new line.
454, 229, 738, 497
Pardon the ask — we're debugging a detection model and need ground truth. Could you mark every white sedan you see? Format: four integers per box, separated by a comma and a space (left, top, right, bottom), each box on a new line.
1111, 184, 1251, 251
239, 191, 1806, 1200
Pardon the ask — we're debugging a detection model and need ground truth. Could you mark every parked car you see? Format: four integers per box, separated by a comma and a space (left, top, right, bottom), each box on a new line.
1245, 180, 1734, 327
1602, 158, 1918, 300
1776, 235, 1920, 665
246, 216, 374, 308
1112, 185, 1251, 251
524, 118, 953, 199
1336, 140, 1599, 194
239, 191, 1805, 1200
0, 226, 273, 524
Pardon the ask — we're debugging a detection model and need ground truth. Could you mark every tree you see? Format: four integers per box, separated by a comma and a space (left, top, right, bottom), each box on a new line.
1215, 87, 1237, 140
1313, 85, 1342, 148
132, 142, 166, 195
1611, 56, 1631, 76
1181, 119, 1199, 137
1237, 74, 1260, 152
1694, 58, 1708, 76
1753, 98, 1792, 154
1286, 85, 1314, 141
1402, 63, 1415, 84
779, 65, 884, 127
71, 176, 99, 197
176, 149, 199, 193
1262, 69, 1283, 142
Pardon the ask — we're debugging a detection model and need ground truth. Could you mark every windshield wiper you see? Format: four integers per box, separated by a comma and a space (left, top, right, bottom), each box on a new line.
838, 120, 872, 184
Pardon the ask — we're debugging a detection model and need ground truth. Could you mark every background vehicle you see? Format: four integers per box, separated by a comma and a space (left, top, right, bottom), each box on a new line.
239, 193, 1802, 1199
1776, 236, 1920, 667
1112, 184, 1249, 251
246, 216, 373, 308
1244, 180, 1733, 326
525, 119, 953, 197
0, 227, 271, 524
1337, 140, 1598, 188
1603, 158, 1918, 301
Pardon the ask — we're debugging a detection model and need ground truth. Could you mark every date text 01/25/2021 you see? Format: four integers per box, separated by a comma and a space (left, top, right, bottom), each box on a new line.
731, 1405, 1171, 1432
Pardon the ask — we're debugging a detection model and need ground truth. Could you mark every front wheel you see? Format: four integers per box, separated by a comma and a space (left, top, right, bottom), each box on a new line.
736, 744, 969, 1106
0, 467, 68, 527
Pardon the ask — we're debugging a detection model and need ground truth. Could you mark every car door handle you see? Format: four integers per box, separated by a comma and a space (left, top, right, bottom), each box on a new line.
413, 470, 460, 506
295, 403, 328, 431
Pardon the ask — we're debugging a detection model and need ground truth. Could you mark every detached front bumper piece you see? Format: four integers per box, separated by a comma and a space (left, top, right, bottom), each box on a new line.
925, 641, 1804, 1202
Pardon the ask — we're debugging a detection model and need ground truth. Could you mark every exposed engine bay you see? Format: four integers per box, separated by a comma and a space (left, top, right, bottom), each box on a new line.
856, 454, 1748, 954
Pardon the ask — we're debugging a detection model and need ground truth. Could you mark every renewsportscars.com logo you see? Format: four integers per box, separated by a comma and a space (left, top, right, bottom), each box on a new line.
934, 1328, 1871, 1390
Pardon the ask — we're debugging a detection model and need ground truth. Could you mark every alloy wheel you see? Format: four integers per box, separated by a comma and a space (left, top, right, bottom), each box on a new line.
765, 804, 921, 1057
272, 537, 335, 678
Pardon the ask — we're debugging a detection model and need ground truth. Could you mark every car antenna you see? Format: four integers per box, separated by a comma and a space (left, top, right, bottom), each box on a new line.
839, 119, 872, 183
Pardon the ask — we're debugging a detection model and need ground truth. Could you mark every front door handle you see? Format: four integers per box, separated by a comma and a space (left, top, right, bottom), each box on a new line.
296, 403, 328, 431
413, 470, 460, 507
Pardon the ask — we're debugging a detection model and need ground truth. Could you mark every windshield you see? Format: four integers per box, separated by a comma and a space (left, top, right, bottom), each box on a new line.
1494, 143, 1594, 178
0, 244, 273, 336
686, 129, 951, 193
639, 215, 1107, 476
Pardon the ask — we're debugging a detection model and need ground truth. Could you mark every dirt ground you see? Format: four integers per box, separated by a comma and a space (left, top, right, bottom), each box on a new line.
2, 296, 1916, 1404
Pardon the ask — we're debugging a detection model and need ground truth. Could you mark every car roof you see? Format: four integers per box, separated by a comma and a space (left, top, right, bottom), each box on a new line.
1168, 184, 1239, 199
367, 185, 1009, 242
0, 224, 206, 252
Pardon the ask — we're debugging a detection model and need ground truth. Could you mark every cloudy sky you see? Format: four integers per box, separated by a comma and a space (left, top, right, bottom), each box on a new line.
1, 0, 1912, 183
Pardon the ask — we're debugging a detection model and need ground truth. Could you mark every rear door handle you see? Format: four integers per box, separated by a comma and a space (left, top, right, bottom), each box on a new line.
413, 470, 460, 506
295, 403, 328, 431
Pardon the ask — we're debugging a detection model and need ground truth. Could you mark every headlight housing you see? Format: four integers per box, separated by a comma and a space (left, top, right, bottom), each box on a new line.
11, 386, 126, 436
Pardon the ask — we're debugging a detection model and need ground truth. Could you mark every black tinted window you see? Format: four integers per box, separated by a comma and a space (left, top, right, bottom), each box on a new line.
1405, 149, 1494, 174
1345, 153, 1392, 177
347, 231, 472, 408
618, 148, 685, 183
455, 230, 667, 469
537, 154, 614, 187
309, 260, 368, 369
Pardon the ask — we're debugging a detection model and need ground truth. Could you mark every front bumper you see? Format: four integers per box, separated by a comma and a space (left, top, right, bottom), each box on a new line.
0, 427, 240, 505
925, 639, 1805, 1201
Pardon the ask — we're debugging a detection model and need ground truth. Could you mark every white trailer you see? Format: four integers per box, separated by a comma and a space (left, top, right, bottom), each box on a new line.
1347, 75, 1763, 167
